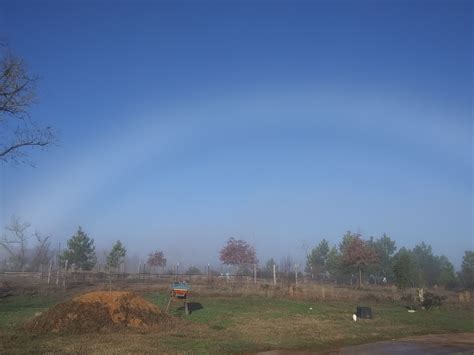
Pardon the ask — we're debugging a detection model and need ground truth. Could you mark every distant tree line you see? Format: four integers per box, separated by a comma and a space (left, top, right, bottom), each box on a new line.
300, 231, 470, 290
1, 219, 473, 291
0, 218, 170, 275
218, 234, 471, 291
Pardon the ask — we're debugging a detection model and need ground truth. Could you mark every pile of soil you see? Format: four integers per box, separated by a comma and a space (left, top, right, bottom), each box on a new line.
24, 291, 170, 333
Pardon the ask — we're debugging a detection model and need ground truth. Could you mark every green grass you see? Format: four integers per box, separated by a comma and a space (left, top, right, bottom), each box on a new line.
0, 294, 62, 328
146, 293, 474, 352
0, 292, 472, 353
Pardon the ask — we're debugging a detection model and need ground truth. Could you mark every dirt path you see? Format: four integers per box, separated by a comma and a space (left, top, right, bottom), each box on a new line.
258, 333, 474, 354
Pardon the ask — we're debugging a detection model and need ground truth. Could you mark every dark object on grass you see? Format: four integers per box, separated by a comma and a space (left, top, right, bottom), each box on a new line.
422, 292, 446, 310
356, 306, 373, 319
178, 302, 203, 315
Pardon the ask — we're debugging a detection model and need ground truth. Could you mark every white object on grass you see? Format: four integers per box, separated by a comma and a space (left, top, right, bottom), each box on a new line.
352, 314, 357, 322
408, 309, 416, 313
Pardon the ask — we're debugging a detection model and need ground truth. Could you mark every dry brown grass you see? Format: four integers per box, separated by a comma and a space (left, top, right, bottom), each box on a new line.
2, 271, 472, 309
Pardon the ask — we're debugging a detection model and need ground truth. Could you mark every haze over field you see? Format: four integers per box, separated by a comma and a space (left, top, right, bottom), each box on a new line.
0, 1, 472, 267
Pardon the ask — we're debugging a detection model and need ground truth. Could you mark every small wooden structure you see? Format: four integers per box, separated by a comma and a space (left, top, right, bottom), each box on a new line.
165, 281, 191, 315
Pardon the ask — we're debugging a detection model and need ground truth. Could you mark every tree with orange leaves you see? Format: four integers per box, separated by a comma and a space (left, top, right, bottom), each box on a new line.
341, 232, 378, 288
219, 237, 257, 274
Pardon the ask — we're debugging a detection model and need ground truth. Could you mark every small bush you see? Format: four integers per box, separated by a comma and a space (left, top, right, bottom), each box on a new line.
422, 292, 446, 310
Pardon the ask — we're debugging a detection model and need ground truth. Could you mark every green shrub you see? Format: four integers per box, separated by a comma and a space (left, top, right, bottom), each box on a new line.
422, 292, 446, 310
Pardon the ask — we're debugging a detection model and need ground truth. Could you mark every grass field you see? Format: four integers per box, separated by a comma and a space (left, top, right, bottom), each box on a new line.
0, 291, 473, 353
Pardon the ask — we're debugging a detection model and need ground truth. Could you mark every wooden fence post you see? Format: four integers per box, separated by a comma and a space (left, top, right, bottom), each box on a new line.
254, 263, 257, 284
63, 260, 68, 289
273, 264, 276, 286
295, 264, 298, 286
56, 265, 60, 285
207, 263, 210, 285
47, 260, 52, 284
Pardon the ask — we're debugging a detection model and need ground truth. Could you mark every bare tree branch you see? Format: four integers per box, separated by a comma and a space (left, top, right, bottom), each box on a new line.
0, 126, 54, 161
0, 45, 55, 164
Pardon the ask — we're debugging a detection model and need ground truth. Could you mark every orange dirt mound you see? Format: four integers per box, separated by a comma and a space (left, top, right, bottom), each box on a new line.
24, 291, 170, 333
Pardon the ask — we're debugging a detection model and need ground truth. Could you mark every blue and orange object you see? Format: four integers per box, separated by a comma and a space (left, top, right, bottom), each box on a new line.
170, 281, 191, 299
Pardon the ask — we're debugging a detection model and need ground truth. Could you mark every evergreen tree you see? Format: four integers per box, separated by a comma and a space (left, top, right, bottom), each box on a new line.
60, 227, 96, 270
461, 250, 474, 289
367, 233, 397, 282
412, 242, 441, 286
393, 249, 414, 290
437, 256, 457, 289
326, 246, 343, 282
306, 239, 330, 279
106, 240, 127, 272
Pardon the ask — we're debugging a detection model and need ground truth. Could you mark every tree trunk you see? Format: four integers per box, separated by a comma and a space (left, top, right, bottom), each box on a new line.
358, 267, 362, 288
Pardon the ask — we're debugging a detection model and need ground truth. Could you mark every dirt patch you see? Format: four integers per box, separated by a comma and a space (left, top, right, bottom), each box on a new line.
396, 333, 474, 351
331, 333, 474, 354
258, 333, 474, 354
24, 291, 171, 333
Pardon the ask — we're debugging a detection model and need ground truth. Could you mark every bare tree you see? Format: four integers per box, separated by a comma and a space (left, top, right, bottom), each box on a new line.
0, 216, 31, 270
30, 231, 52, 271
0, 44, 55, 164
147, 250, 167, 273
279, 255, 297, 286
280, 255, 294, 278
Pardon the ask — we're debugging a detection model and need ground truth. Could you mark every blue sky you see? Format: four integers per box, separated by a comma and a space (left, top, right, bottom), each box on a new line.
0, 0, 472, 268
